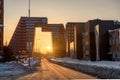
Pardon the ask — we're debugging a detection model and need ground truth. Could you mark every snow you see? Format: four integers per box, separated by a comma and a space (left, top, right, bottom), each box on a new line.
50, 57, 120, 69
0, 61, 24, 76
19, 58, 40, 67
0, 58, 40, 77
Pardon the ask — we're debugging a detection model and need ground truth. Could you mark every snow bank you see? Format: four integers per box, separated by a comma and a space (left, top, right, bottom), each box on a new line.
0, 58, 40, 77
50, 57, 120, 69
49, 57, 120, 78
0, 62, 25, 76
19, 58, 40, 67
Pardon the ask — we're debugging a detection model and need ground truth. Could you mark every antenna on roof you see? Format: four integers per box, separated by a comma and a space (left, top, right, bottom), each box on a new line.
28, 0, 30, 17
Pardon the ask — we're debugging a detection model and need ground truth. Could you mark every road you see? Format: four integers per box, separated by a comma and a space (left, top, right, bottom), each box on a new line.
0, 59, 96, 80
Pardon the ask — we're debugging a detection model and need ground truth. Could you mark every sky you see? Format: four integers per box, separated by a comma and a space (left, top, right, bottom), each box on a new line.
4, 0, 120, 52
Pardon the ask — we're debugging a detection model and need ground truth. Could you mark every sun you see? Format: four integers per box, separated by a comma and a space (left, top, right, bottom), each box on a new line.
46, 46, 52, 51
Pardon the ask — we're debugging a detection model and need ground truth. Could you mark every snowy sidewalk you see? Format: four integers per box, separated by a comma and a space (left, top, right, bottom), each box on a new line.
50, 57, 120, 69
0, 61, 25, 76
0, 58, 40, 77
49, 57, 120, 78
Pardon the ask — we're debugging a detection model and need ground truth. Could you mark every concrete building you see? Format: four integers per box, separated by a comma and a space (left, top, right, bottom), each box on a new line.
83, 19, 120, 61
66, 22, 79, 57
109, 29, 120, 61
74, 23, 85, 59
9, 17, 48, 56
0, 0, 3, 52
66, 22, 85, 59
9, 17, 66, 57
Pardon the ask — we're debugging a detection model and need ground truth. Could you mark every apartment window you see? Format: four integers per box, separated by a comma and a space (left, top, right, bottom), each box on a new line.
0, 1, 1, 5
119, 47, 120, 51
85, 32, 88, 36
42, 19, 47, 23
85, 51, 89, 55
82, 33, 84, 35
109, 39, 112, 45
119, 39, 120, 44
85, 41, 88, 45
0, 10, 1, 15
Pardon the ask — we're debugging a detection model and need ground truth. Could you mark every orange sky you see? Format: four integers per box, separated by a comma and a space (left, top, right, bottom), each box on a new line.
34, 28, 52, 53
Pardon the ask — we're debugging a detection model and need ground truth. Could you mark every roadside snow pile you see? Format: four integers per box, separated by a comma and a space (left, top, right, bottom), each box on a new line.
0, 61, 25, 76
0, 58, 40, 77
49, 57, 120, 78
19, 58, 40, 67
50, 57, 120, 69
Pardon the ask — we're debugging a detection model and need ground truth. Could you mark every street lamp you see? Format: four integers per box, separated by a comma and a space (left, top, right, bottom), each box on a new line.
36, 39, 40, 53
28, 0, 31, 67
0, 24, 3, 53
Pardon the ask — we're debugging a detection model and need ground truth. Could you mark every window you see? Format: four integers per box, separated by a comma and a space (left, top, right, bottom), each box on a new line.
26, 24, 34, 28
42, 19, 47, 23
85, 41, 88, 45
0, 1, 1, 5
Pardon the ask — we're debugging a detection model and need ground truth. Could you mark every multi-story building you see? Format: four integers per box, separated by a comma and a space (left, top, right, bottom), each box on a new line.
42, 24, 66, 57
109, 29, 120, 61
74, 23, 85, 59
83, 19, 120, 61
0, 0, 3, 52
66, 22, 78, 57
9, 17, 48, 56
66, 22, 85, 59
9, 17, 66, 57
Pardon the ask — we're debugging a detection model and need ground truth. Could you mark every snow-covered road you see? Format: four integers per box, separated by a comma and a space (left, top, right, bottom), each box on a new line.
0, 59, 96, 80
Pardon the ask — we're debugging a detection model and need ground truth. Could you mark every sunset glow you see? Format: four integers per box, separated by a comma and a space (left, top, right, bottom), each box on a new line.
34, 28, 52, 53
46, 46, 52, 52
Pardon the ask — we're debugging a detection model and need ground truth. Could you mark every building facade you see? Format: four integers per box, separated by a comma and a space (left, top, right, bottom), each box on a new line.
0, 0, 3, 52
83, 19, 120, 61
109, 29, 120, 61
9, 17, 66, 57
9, 17, 47, 56
66, 22, 85, 59
74, 23, 85, 59
66, 22, 78, 57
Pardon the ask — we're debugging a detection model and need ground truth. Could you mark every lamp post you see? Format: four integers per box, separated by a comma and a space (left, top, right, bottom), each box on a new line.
0, 24, 3, 53
36, 39, 40, 53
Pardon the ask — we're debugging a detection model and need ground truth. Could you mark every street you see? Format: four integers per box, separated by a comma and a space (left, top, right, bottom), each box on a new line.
0, 59, 96, 80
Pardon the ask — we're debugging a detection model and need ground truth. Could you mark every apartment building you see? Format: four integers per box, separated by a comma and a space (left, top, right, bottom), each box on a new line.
66, 22, 85, 59
66, 22, 78, 57
9, 17, 47, 56
83, 19, 120, 61
109, 28, 120, 61
9, 17, 66, 57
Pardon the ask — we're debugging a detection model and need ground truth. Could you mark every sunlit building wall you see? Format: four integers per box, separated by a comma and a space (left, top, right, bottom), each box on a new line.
70, 41, 75, 58
0, 0, 3, 52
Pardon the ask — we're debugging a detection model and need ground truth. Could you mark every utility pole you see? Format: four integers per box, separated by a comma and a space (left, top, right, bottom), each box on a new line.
28, 0, 31, 67
29, 0, 30, 17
